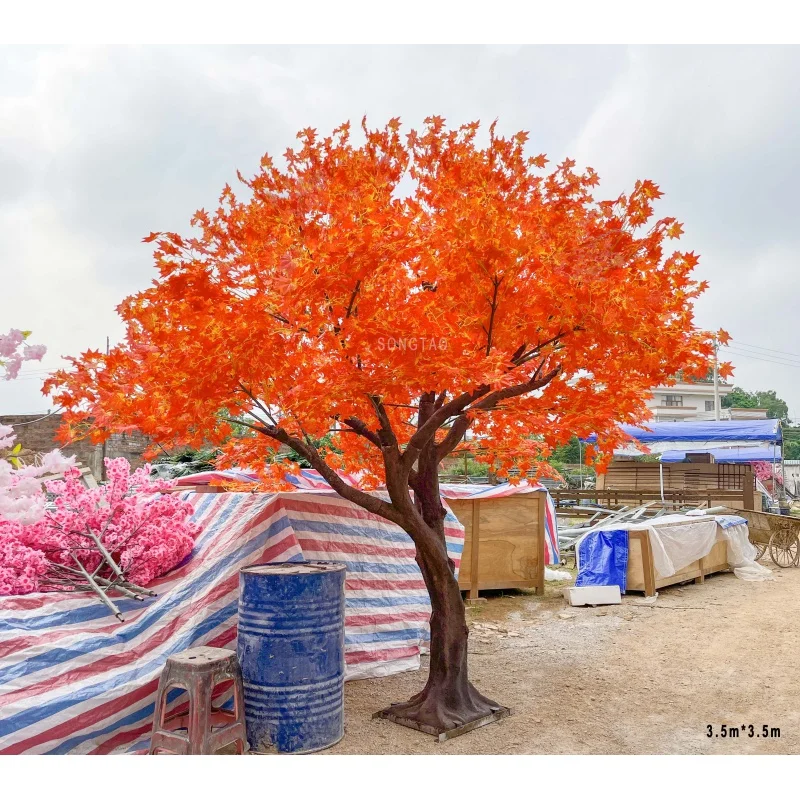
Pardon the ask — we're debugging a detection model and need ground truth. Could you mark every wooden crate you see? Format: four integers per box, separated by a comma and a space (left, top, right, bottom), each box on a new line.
447, 494, 545, 601
626, 529, 729, 597
596, 460, 755, 510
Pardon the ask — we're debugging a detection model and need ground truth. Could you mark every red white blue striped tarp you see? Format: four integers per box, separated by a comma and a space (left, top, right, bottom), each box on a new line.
171, 468, 364, 488
439, 481, 560, 565
0, 490, 463, 755
172, 471, 559, 564
174, 471, 559, 565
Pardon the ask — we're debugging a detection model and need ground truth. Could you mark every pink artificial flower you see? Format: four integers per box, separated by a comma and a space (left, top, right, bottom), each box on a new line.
1, 457, 198, 597
2, 358, 22, 381
38, 449, 76, 475
0, 425, 15, 450
22, 344, 47, 362
0, 329, 25, 358
1, 328, 47, 381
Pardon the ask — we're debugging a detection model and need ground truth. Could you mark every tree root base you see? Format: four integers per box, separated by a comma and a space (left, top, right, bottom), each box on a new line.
373, 704, 510, 742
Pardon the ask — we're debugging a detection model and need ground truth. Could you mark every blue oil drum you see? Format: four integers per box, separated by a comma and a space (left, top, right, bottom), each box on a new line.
237, 561, 346, 753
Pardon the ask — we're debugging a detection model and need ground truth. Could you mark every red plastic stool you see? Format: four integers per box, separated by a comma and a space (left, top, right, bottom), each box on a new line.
149, 646, 247, 754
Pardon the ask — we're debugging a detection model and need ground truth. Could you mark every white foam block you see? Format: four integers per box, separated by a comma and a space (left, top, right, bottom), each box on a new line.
563, 585, 622, 606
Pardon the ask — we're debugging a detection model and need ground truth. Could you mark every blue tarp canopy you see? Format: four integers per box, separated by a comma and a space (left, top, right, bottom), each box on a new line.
586, 419, 782, 445
660, 446, 782, 463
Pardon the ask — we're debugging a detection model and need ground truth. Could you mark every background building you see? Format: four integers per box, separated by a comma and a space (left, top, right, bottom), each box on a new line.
646, 381, 769, 421
0, 413, 150, 480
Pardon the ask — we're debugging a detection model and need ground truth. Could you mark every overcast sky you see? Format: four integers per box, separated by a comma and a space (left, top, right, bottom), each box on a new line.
2, 45, 799, 419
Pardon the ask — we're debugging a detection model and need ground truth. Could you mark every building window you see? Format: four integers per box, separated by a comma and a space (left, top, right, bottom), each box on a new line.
664, 395, 683, 407
705, 400, 715, 412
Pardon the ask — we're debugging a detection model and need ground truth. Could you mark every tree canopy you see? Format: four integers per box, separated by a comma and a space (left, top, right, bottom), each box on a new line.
44, 117, 725, 731
45, 117, 724, 483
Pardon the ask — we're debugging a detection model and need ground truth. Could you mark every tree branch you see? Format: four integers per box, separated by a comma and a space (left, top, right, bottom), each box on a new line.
367, 395, 400, 451
255, 422, 407, 526
471, 364, 562, 412
404, 388, 490, 465
511, 331, 568, 366
221, 415, 269, 436
341, 416, 382, 449
436, 415, 472, 462
433, 362, 563, 463
345, 280, 361, 319
237, 383, 278, 425
485, 275, 502, 356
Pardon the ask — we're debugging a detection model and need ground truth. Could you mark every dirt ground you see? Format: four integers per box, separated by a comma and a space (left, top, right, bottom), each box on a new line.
327, 565, 800, 754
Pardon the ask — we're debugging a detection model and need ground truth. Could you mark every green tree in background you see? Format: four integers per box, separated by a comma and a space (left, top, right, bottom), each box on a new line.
782, 427, 800, 460
550, 436, 583, 463
722, 387, 789, 422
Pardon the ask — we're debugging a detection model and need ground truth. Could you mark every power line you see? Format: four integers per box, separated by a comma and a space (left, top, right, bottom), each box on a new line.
726, 344, 800, 366
724, 347, 800, 369
7, 411, 57, 426
730, 339, 800, 360
726, 346, 800, 364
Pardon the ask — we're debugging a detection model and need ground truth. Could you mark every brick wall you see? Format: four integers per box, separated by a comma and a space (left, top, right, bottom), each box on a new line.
0, 413, 151, 480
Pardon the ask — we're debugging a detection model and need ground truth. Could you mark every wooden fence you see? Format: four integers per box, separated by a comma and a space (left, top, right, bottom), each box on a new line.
551, 487, 751, 511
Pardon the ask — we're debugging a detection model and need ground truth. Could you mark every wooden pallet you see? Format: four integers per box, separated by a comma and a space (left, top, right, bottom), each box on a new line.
373, 705, 511, 742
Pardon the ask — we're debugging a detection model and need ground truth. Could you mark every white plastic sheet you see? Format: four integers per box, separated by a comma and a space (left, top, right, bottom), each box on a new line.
582, 513, 772, 583
719, 521, 773, 581
545, 567, 572, 581
628, 516, 719, 578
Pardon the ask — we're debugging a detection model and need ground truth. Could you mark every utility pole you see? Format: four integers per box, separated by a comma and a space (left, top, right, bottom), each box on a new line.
100, 336, 110, 481
780, 421, 787, 504
712, 333, 721, 421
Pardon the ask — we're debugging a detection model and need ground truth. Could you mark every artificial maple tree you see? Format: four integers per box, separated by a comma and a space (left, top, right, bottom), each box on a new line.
45, 118, 729, 731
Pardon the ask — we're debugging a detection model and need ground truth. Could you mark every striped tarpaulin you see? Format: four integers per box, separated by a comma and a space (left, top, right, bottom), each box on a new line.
439, 481, 560, 565
0, 490, 463, 755
171, 468, 363, 488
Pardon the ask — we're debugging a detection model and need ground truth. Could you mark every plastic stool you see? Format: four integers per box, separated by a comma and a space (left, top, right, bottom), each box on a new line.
149, 646, 247, 755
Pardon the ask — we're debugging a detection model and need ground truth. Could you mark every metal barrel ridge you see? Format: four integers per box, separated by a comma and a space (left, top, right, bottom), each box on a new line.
237, 561, 346, 754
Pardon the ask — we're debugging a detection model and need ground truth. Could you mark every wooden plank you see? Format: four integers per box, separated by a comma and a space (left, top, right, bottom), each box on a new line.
470, 500, 480, 601
639, 530, 657, 598
551, 488, 747, 509
536, 492, 545, 596
695, 555, 705, 585
600, 461, 753, 499
79, 467, 99, 489
625, 533, 646, 592
467, 580, 539, 591
743, 474, 755, 510
626, 530, 657, 597
373, 704, 510, 740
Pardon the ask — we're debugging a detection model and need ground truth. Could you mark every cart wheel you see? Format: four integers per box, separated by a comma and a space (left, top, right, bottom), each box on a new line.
768, 530, 800, 568
752, 540, 767, 561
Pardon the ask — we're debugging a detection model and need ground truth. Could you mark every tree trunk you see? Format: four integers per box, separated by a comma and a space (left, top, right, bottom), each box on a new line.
385, 449, 502, 730
384, 528, 501, 730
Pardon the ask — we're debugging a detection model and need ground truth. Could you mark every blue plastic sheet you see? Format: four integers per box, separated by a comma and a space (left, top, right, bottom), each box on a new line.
575, 529, 630, 592
660, 447, 781, 463
585, 419, 781, 444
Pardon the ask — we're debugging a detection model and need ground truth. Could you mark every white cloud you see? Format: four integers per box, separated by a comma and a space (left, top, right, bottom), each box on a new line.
1, 45, 799, 419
